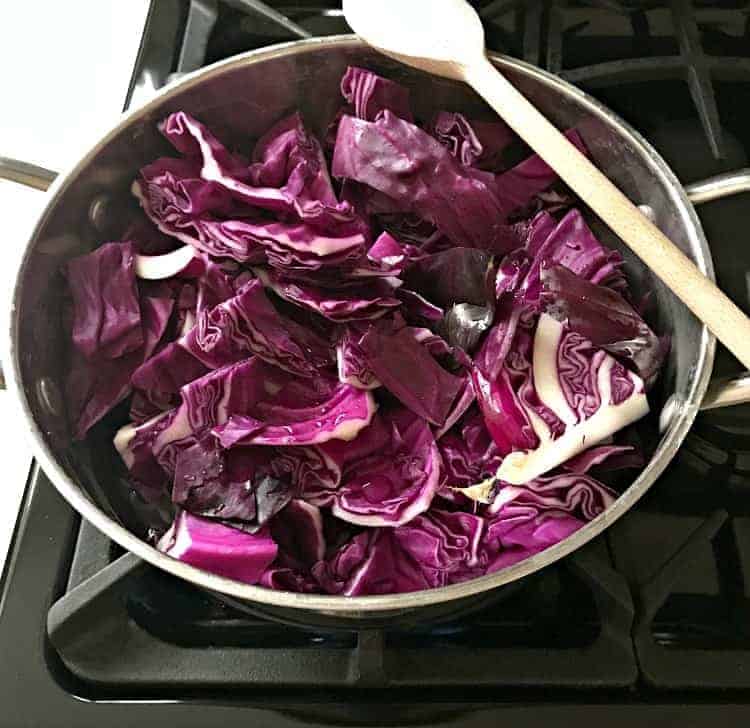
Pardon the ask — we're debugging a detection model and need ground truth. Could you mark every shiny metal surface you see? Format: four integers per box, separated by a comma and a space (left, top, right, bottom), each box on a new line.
685, 169, 750, 205
700, 373, 750, 410
1, 36, 741, 617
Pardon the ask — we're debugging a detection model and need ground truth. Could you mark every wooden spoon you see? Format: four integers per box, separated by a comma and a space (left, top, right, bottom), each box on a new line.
343, 0, 750, 371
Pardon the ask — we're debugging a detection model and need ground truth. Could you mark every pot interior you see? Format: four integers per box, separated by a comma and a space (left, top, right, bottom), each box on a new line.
11, 38, 712, 608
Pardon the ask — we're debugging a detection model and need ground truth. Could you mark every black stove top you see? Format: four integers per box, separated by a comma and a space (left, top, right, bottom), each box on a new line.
3, 1, 750, 725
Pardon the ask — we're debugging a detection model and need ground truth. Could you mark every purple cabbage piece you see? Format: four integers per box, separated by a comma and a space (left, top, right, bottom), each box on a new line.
496, 209, 626, 309
393, 509, 486, 587
332, 111, 520, 252
379, 212, 447, 251
541, 263, 667, 385
562, 443, 643, 474
301, 416, 393, 506
161, 111, 357, 232
67, 242, 142, 360
260, 499, 326, 593
493, 130, 588, 215
438, 410, 503, 489
255, 267, 402, 322
433, 372, 475, 440
131, 343, 210, 414
260, 552, 322, 593
396, 289, 444, 324
271, 499, 326, 566
430, 111, 513, 169
358, 231, 410, 277
197, 259, 239, 313
336, 323, 381, 390
404, 248, 495, 308
171, 435, 252, 517
474, 312, 648, 484
132, 278, 332, 406
150, 359, 375, 467
477, 207, 626, 384
341, 66, 413, 122
312, 528, 429, 596
149, 357, 276, 473
68, 294, 173, 439
158, 511, 277, 585
123, 214, 183, 255
213, 376, 377, 448
113, 410, 175, 502
357, 321, 465, 426
171, 435, 295, 531
330, 408, 441, 527
487, 472, 616, 519
482, 472, 615, 571
65, 64, 668, 597
269, 446, 342, 501
484, 507, 584, 572
133, 158, 365, 268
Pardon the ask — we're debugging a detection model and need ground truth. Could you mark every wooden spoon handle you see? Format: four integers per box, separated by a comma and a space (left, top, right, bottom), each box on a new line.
463, 56, 750, 371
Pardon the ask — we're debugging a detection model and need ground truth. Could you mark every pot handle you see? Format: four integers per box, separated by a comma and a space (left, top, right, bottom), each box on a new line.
684, 170, 750, 410
0, 156, 57, 191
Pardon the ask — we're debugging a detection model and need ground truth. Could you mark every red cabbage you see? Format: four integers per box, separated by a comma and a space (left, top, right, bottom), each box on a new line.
404, 247, 495, 308
332, 111, 520, 252
475, 313, 648, 484
357, 321, 465, 426
260, 500, 326, 593
114, 410, 174, 502
61, 64, 666, 595
301, 416, 393, 506
336, 323, 381, 390
393, 508, 485, 587
133, 278, 332, 398
133, 158, 366, 268
438, 410, 503, 490
341, 66, 413, 122
161, 111, 357, 232
158, 511, 277, 585
541, 263, 667, 385
481, 472, 615, 571
430, 111, 513, 170
255, 267, 402, 322
562, 443, 643, 474
171, 435, 295, 532
68, 293, 173, 439
493, 130, 588, 215
330, 408, 441, 527
271, 499, 326, 565
67, 242, 142, 360
312, 528, 429, 596
213, 376, 377, 448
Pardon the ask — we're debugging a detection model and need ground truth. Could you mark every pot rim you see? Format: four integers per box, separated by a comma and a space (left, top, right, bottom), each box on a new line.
5, 35, 715, 613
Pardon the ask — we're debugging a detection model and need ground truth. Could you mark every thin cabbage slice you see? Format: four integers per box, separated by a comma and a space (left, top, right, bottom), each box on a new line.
495, 313, 648, 485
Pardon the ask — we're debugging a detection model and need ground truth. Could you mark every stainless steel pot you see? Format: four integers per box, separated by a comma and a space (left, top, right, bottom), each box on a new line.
3, 36, 750, 622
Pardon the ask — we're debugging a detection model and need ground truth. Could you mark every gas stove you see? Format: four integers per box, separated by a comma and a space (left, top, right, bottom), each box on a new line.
2, 2, 750, 725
